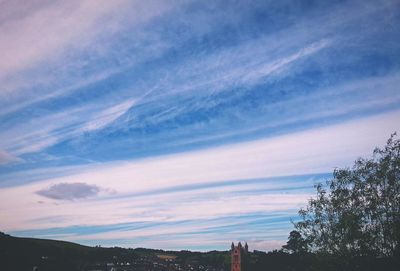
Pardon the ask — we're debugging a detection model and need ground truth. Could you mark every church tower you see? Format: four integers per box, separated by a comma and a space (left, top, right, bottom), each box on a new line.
231, 242, 248, 271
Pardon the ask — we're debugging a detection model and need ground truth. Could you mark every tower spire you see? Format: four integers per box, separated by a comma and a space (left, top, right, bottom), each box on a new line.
231, 242, 248, 271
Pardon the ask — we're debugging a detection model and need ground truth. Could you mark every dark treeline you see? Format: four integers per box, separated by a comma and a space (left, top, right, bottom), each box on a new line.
244, 249, 398, 271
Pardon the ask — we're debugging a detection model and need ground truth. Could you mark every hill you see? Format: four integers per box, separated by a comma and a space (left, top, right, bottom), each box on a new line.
0, 232, 229, 271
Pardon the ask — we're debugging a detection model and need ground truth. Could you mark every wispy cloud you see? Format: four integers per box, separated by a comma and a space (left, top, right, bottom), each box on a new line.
0, 37, 331, 157
0, 0, 127, 80
1, 0, 398, 162
0, 98, 137, 155
82, 99, 137, 132
0, 149, 22, 165
0, 0, 175, 114
1, 111, 399, 240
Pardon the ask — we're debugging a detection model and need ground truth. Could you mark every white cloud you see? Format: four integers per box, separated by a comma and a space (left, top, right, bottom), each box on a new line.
0, 149, 22, 165
0, 98, 136, 155
0, 0, 175, 108
249, 240, 286, 252
0, 110, 398, 232
0, 0, 128, 80
82, 99, 136, 132
29, 110, 399, 193
239, 39, 331, 84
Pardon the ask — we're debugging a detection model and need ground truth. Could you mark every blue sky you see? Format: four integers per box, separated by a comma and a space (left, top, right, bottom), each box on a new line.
0, 0, 400, 251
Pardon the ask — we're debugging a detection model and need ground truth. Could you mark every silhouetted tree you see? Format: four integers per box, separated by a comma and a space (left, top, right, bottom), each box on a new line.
282, 230, 309, 254
294, 133, 400, 258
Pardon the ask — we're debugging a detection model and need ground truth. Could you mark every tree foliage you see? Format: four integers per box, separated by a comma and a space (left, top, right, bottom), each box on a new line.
282, 230, 309, 254
295, 133, 400, 258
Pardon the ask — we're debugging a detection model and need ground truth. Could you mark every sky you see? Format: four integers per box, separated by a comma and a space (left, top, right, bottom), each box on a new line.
0, 0, 400, 252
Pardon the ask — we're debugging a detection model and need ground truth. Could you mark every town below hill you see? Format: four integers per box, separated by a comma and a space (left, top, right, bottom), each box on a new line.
1, 232, 399, 271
